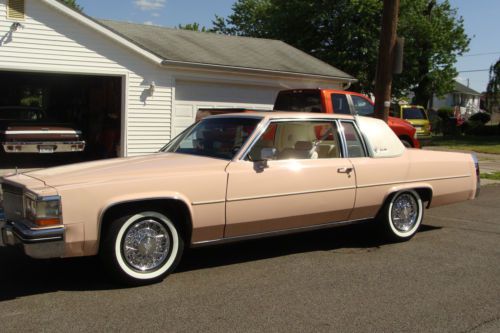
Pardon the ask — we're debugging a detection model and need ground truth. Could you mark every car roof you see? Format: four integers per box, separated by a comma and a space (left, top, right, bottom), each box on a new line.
206, 111, 355, 121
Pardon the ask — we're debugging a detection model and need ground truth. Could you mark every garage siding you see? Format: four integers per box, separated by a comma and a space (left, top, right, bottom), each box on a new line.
0, 0, 173, 156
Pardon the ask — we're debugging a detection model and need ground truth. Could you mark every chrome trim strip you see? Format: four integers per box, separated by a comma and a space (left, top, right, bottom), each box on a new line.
191, 199, 225, 206
191, 218, 369, 247
5, 130, 78, 135
227, 185, 356, 202
357, 175, 471, 189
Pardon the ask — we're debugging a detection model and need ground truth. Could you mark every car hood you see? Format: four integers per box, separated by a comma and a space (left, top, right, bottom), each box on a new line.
406, 119, 429, 126
388, 116, 415, 130
25, 153, 230, 188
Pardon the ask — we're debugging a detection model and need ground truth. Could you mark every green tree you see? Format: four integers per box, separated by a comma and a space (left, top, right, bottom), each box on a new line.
395, 0, 469, 107
212, 0, 469, 107
60, 0, 83, 12
178, 22, 208, 32
486, 58, 500, 113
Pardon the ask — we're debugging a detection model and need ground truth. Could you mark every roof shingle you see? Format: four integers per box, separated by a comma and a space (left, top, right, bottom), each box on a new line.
99, 20, 355, 81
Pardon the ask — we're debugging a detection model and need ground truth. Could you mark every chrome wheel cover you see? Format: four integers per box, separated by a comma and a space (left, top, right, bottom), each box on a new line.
391, 194, 418, 232
122, 219, 171, 272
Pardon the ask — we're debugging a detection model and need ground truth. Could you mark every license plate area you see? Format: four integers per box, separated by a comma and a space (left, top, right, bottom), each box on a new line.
38, 145, 56, 153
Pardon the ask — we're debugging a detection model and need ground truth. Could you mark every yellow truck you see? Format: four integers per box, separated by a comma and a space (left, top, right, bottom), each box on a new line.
391, 104, 431, 141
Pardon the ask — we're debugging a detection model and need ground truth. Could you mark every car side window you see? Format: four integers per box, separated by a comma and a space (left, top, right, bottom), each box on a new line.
341, 121, 367, 158
247, 121, 342, 160
331, 94, 351, 115
351, 95, 374, 116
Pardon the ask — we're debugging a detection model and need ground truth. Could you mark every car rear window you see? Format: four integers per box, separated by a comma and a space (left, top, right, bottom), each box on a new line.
402, 107, 427, 120
0, 108, 45, 121
274, 91, 323, 113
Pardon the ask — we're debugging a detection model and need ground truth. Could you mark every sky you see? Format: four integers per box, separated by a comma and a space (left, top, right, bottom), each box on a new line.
77, 0, 498, 93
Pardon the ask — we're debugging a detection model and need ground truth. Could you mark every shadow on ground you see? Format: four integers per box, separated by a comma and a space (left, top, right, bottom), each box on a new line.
0, 222, 440, 301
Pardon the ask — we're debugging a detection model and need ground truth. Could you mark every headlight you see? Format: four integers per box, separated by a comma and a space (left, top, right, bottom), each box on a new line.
24, 193, 61, 227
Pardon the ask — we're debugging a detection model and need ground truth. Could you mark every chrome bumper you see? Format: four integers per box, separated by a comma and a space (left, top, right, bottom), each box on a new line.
0, 212, 65, 259
2, 141, 85, 153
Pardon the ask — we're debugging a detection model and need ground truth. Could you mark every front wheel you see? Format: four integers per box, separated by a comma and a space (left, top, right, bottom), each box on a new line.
100, 211, 184, 285
377, 190, 423, 241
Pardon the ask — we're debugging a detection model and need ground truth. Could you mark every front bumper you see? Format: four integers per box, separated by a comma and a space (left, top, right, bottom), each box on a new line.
0, 212, 65, 259
2, 141, 85, 153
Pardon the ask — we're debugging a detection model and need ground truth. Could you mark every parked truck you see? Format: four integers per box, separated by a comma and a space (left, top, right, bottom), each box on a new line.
197, 89, 419, 148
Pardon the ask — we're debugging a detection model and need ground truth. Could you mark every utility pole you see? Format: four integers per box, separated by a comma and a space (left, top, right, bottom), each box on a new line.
374, 0, 400, 122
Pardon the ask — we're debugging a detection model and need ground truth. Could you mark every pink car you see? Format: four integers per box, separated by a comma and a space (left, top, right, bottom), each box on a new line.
0, 112, 479, 285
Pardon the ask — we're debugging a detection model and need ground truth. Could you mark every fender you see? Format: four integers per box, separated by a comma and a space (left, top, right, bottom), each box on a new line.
94, 191, 194, 252
383, 182, 434, 208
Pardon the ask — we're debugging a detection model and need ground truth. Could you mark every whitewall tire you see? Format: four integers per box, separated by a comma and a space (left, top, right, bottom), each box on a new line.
101, 210, 184, 285
378, 190, 423, 241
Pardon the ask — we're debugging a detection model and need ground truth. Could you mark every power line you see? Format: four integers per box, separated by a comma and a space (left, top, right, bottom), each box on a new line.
460, 52, 500, 57
458, 69, 489, 73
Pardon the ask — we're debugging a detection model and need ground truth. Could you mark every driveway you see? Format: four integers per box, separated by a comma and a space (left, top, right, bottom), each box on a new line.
0, 185, 499, 332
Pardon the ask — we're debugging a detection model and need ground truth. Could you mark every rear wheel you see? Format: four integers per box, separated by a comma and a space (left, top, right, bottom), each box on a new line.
377, 190, 423, 241
100, 211, 184, 285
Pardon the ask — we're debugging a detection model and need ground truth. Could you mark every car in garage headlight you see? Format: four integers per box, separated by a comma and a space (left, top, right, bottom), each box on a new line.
24, 192, 62, 227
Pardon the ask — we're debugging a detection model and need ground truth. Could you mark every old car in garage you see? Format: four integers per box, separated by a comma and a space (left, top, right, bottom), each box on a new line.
0, 106, 85, 154
0, 112, 479, 285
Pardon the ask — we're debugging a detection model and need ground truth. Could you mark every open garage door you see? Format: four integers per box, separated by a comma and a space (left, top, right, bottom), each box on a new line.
0, 71, 122, 171
173, 80, 278, 137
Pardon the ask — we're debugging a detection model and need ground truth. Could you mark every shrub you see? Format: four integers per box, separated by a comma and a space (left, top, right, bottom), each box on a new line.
468, 112, 491, 124
438, 107, 454, 119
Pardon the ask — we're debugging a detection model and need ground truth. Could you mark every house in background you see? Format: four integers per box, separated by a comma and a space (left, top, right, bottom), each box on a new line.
432, 80, 481, 118
0, 0, 355, 160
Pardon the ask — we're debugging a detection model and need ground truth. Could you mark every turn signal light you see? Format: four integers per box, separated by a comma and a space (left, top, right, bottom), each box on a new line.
34, 218, 61, 227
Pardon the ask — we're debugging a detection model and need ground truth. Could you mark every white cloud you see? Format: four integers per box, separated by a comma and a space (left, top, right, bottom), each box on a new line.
144, 21, 154, 25
134, 0, 166, 11
151, 12, 160, 17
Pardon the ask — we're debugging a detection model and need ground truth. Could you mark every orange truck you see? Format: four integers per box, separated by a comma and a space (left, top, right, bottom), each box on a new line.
197, 89, 420, 149
274, 89, 420, 148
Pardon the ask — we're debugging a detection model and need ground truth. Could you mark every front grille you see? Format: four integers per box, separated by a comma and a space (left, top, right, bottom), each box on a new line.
1, 183, 24, 221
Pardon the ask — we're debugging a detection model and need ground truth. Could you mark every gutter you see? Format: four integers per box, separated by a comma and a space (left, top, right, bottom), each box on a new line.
161, 59, 358, 83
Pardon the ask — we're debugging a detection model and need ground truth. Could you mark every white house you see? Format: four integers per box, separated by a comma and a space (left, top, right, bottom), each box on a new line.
0, 0, 355, 158
432, 80, 481, 117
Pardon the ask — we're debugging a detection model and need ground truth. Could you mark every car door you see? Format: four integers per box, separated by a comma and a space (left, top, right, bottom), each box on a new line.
224, 119, 356, 238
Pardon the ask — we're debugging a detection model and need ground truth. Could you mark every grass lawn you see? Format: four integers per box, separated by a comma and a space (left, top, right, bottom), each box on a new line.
481, 171, 500, 180
427, 136, 500, 154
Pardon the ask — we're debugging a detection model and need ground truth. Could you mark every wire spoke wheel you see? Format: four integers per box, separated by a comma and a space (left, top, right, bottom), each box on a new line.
122, 219, 171, 272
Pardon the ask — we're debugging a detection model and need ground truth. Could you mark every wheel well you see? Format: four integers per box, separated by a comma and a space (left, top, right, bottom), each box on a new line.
99, 199, 192, 249
414, 187, 433, 208
378, 187, 433, 217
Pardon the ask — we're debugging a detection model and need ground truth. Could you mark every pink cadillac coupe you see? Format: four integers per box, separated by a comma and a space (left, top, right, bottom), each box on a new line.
0, 112, 480, 284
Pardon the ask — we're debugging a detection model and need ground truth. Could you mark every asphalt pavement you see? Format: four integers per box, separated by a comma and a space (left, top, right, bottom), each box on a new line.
0, 185, 499, 332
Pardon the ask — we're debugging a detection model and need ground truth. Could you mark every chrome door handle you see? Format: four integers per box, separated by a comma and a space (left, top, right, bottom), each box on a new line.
337, 167, 353, 174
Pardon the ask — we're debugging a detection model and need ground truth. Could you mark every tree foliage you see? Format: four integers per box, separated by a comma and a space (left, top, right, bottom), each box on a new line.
486, 58, 500, 112
178, 22, 208, 32
60, 0, 83, 12
212, 0, 469, 107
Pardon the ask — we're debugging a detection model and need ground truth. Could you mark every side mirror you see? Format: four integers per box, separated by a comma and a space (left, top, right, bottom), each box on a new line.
260, 147, 277, 161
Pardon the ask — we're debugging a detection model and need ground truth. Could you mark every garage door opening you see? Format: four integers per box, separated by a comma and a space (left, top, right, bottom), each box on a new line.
0, 71, 122, 170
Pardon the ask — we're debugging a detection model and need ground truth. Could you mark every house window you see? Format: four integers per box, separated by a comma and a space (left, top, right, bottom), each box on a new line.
8, 0, 25, 20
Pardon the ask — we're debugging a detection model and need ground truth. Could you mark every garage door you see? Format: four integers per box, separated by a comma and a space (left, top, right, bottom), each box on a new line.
173, 80, 278, 137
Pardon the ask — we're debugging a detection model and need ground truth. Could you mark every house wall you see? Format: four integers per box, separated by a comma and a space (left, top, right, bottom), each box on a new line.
0, 0, 345, 156
432, 93, 480, 112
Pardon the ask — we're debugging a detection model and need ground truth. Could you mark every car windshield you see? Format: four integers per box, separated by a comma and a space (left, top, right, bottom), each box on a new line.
403, 107, 427, 120
0, 108, 45, 121
161, 117, 261, 160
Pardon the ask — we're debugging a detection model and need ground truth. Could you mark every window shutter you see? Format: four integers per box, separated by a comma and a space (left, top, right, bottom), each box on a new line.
8, 0, 25, 20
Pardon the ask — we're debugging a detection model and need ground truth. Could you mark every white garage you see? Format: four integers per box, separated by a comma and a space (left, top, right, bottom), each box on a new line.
0, 0, 355, 159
